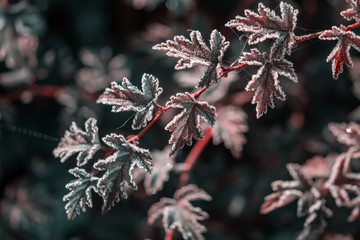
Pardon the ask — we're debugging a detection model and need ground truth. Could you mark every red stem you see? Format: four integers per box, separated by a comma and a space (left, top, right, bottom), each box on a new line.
295, 21, 360, 43
127, 112, 163, 143
346, 21, 360, 31
193, 87, 207, 99
178, 127, 213, 189
220, 63, 248, 78
165, 229, 175, 240
164, 128, 212, 240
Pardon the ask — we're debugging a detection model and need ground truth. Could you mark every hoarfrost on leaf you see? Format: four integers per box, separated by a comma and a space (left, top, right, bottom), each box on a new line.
147, 184, 212, 240
225, 1, 298, 58
239, 48, 297, 118
97, 73, 163, 129
341, 0, 360, 21
94, 133, 152, 214
63, 167, 99, 220
319, 26, 360, 79
165, 92, 216, 155
53, 118, 101, 167
329, 122, 360, 149
153, 29, 229, 88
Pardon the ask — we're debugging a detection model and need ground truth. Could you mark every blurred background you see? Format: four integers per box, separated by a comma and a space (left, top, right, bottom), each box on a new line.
1, 0, 360, 239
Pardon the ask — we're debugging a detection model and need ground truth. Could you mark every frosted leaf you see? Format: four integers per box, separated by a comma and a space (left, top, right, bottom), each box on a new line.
260, 163, 317, 215
97, 73, 163, 129
144, 146, 174, 195
225, 1, 298, 58
153, 29, 229, 88
148, 184, 212, 240
325, 151, 360, 207
63, 167, 99, 220
319, 26, 360, 79
341, 0, 360, 21
212, 106, 248, 159
0, 1, 43, 69
76, 47, 130, 93
165, 92, 216, 155
0, 180, 52, 229
302, 154, 337, 179
239, 48, 298, 118
296, 200, 333, 240
53, 118, 101, 167
329, 122, 360, 149
94, 133, 152, 214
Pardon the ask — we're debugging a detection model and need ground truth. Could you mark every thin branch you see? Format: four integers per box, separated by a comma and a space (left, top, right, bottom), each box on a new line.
127, 112, 163, 144
178, 127, 213, 189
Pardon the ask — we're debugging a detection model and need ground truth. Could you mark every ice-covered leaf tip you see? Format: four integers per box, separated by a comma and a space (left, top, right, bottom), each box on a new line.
97, 73, 163, 129
63, 167, 99, 220
260, 163, 315, 215
341, 0, 360, 21
225, 1, 298, 58
239, 48, 297, 118
94, 133, 152, 214
329, 122, 360, 149
212, 106, 248, 159
53, 118, 101, 167
319, 26, 360, 79
153, 29, 229, 88
324, 152, 359, 207
165, 92, 216, 155
148, 184, 212, 240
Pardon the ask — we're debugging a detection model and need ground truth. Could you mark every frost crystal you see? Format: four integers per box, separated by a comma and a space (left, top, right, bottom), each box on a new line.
329, 122, 360, 149
94, 133, 152, 214
225, 1, 298, 58
341, 0, 360, 21
148, 184, 212, 240
239, 48, 297, 118
165, 92, 216, 155
63, 167, 99, 220
53, 118, 101, 167
319, 26, 360, 79
153, 29, 229, 88
97, 73, 163, 129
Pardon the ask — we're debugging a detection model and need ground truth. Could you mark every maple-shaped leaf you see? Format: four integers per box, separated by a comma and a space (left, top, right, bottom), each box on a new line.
76, 47, 130, 93
296, 200, 333, 240
329, 122, 360, 150
97, 73, 163, 129
165, 92, 216, 155
53, 118, 101, 167
260, 163, 319, 216
302, 154, 337, 179
144, 146, 175, 195
319, 26, 360, 79
94, 133, 152, 214
148, 184, 212, 240
341, 0, 360, 21
225, 1, 298, 58
153, 29, 229, 88
63, 167, 99, 220
325, 151, 360, 207
239, 48, 297, 118
212, 106, 248, 159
